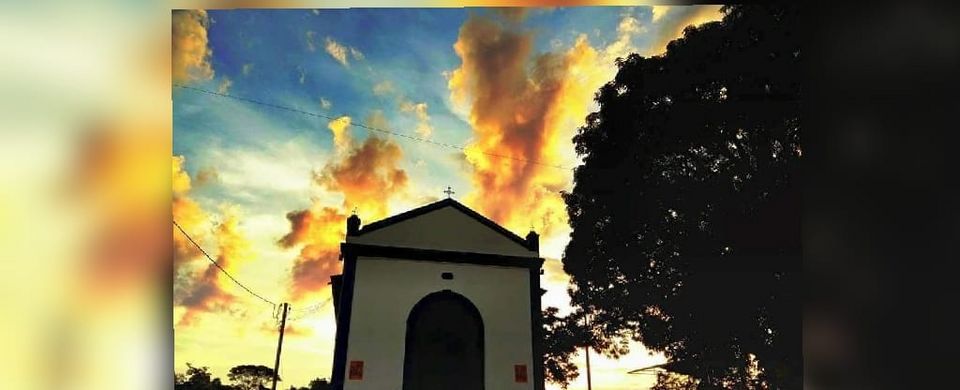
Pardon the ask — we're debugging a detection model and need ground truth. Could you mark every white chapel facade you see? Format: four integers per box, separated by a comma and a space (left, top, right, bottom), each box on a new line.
328, 198, 545, 390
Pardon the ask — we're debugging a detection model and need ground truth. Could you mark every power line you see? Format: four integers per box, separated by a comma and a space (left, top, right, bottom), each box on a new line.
174, 219, 277, 307
286, 297, 334, 322
290, 297, 331, 313
173, 83, 575, 171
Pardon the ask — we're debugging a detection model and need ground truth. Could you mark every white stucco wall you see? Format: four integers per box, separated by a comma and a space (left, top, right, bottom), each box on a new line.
342, 257, 535, 390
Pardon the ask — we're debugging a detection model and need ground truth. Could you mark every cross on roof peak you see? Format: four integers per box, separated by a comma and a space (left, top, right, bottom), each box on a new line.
444, 186, 455, 199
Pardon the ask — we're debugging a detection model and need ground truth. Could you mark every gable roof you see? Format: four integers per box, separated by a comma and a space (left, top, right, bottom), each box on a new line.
354, 198, 534, 250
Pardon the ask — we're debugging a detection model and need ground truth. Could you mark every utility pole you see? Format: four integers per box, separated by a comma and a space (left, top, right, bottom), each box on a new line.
585, 344, 592, 390
271, 303, 289, 390
584, 312, 593, 390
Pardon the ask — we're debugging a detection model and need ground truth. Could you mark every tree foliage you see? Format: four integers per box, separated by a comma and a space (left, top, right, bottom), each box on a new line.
542, 304, 634, 389
555, 4, 801, 389
542, 307, 581, 388
228, 365, 278, 390
175, 363, 327, 390
652, 373, 700, 390
175, 363, 227, 390
288, 377, 332, 390
307, 378, 332, 390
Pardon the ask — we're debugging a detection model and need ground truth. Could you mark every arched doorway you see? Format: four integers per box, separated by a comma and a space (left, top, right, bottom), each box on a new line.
402, 290, 484, 390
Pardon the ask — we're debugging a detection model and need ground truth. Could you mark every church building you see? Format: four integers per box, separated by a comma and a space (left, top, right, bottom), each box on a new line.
328, 197, 545, 390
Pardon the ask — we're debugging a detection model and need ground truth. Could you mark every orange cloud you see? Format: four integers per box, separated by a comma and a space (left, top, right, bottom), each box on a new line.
446, 8, 711, 239
448, 13, 613, 237
177, 207, 252, 326
314, 136, 409, 219
278, 206, 346, 301
281, 131, 409, 301
494, 7, 529, 23
174, 156, 257, 325
173, 155, 209, 266
172, 10, 214, 84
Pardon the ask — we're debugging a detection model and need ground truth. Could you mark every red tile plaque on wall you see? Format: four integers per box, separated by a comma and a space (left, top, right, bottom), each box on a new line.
348, 361, 364, 380
514, 364, 528, 383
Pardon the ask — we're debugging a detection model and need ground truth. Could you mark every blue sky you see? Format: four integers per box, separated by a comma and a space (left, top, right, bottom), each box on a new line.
173, 6, 660, 219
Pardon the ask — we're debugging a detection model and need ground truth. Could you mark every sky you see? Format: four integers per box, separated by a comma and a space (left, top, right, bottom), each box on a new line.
173, 6, 724, 389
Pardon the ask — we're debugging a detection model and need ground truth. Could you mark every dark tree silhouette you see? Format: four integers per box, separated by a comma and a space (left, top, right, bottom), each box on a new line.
174, 363, 329, 390
288, 377, 332, 390
307, 378, 332, 390
542, 307, 581, 388
228, 365, 278, 390
652, 372, 700, 390
542, 304, 635, 388
175, 363, 228, 390
556, 4, 801, 389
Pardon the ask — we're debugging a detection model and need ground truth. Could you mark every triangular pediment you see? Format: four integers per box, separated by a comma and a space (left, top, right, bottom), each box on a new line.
346, 199, 537, 257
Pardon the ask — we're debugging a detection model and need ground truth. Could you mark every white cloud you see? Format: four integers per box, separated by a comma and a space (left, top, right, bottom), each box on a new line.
324, 37, 350, 67
217, 77, 232, 94
306, 31, 317, 52
320, 37, 363, 68
400, 100, 433, 138
372, 80, 394, 96
645, 5, 724, 56
206, 140, 323, 198
651, 5, 671, 23
350, 47, 364, 61
603, 14, 646, 63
